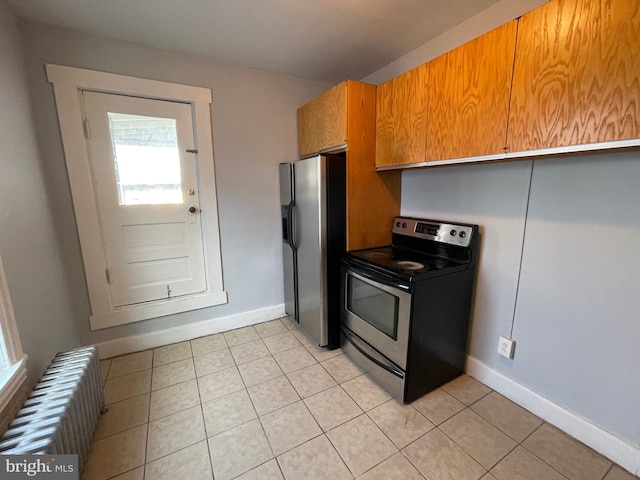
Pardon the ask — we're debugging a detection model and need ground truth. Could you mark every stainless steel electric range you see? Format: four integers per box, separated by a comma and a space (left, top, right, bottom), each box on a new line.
341, 216, 479, 403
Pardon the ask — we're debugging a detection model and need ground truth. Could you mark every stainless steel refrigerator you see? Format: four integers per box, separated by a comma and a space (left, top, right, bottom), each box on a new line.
279, 153, 346, 348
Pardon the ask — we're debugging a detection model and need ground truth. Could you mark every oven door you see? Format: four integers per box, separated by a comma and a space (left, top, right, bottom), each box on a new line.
341, 265, 411, 369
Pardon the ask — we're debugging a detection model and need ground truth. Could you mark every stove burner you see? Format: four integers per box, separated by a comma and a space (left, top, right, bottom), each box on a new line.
395, 260, 426, 271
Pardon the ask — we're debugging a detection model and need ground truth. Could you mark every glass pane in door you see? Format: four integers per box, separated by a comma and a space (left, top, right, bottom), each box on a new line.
107, 112, 183, 205
347, 276, 399, 339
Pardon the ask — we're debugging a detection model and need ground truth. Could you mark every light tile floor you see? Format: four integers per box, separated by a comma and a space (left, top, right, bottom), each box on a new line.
87, 317, 638, 480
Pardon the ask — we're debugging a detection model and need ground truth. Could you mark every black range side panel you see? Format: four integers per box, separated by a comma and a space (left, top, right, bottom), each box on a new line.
404, 269, 475, 403
325, 153, 346, 349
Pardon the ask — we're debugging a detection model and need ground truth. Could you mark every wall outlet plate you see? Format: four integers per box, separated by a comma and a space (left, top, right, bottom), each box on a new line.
498, 336, 515, 359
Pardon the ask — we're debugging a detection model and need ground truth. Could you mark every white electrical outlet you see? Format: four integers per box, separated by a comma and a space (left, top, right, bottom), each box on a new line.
497, 336, 515, 359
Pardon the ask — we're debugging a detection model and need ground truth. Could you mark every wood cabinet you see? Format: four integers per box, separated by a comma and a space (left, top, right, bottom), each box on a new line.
508, 0, 640, 152
297, 81, 401, 250
297, 82, 347, 156
426, 21, 517, 161
375, 65, 428, 168
374, 0, 640, 170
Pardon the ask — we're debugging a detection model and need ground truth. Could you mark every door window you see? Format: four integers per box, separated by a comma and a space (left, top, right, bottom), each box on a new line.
108, 113, 183, 206
347, 275, 399, 339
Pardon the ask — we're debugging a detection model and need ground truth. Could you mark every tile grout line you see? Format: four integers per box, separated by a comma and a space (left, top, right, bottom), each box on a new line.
93, 325, 630, 480
516, 422, 572, 480
141, 349, 154, 480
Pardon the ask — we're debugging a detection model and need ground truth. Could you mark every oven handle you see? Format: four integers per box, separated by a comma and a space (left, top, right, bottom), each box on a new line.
345, 267, 411, 292
342, 327, 405, 379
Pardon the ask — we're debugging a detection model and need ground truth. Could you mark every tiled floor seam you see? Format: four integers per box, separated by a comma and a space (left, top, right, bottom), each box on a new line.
396, 449, 429, 480
517, 435, 574, 480
435, 403, 515, 468
321, 421, 385, 479
143, 360, 153, 466
436, 418, 519, 473
198, 395, 216, 480
257, 401, 325, 457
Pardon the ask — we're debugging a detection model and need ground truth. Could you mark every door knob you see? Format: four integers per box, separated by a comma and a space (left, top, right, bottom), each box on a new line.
189, 206, 197, 213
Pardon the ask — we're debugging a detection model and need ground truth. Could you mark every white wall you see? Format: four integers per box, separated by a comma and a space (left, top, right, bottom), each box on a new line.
364, 0, 640, 461
0, 2, 81, 382
18, 21, 330, 346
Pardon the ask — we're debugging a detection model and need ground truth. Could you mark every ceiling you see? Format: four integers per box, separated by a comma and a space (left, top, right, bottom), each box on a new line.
10, 0, 503, 84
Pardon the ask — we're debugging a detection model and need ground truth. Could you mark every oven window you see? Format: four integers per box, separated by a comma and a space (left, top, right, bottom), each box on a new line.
347, 275, 399, 340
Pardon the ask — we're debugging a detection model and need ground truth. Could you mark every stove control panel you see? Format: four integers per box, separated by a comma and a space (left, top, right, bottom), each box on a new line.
393, 217, 473, 247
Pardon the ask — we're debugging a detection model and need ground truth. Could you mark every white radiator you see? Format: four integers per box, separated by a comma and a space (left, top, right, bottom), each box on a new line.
0, 346, 104, 471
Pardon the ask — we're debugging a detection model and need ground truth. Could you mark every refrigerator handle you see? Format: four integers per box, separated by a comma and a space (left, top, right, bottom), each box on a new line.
289, 202, 297, 249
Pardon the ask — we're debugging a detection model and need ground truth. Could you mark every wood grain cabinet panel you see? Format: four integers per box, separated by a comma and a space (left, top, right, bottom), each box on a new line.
297, 81, 401, 250
318, 83, 347, 151
345, 81, 401, 250
375, 65, 429, 167
508, 0, 640, 152
427, 21, 518, 161
297, 82, 347, 156
297, 100, 320, 156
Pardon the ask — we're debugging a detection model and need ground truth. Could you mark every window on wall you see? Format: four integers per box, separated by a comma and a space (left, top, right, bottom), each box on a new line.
0, 253, 27, 412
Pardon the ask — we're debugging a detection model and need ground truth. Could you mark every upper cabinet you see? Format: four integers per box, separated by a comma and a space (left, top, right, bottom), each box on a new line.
375, 65, 428, 168
374, 0, 640, 170
375, 21, 518, 168
297, 81, 401, 251
297, 82, 347, 156
427, 21, 518, 162
508, 0, 640, 152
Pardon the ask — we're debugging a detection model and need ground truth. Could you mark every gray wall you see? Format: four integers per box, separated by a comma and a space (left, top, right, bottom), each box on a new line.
19, 21, 330, 346
0, 2, 81, 382
365, 0, 640, 451
402, 156, 640, 448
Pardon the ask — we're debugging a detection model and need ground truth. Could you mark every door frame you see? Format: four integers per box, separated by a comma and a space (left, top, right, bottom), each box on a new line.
47, 64, 227, 330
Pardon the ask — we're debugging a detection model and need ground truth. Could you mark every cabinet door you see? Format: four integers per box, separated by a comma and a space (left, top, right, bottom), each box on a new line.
427, 21, 517, 161
297, 82, 347, 156
375, 64, 428, 167
508, 0, 640, 152
318, 81, 347, 150
297, 99, 321, 156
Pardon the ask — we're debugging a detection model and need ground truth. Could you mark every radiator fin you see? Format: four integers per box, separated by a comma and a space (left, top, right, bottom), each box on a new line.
0, 346, 105, 472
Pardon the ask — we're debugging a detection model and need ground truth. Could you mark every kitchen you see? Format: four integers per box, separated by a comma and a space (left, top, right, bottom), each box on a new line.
0, 0, 639, 478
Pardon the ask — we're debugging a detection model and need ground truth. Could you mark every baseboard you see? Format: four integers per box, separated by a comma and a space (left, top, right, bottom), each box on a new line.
466, 355, 640, 476
95, 304, 286, 359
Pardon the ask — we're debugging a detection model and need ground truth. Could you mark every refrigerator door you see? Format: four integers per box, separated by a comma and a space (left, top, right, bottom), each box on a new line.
279, 163, 298, 323
293, 155, 327, 346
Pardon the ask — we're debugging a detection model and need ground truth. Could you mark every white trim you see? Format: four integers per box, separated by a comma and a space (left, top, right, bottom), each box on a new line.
46, 64, 212, 103
506, 138, 640, 159
466, 355, 640, 476
375, 139, 640, 171
45, 64, 227, 330
95, 304, 286, 359
0, 254, 28, 413
0, 256, 24, 365
0, 357, 27, 413
90, 291, 229, 329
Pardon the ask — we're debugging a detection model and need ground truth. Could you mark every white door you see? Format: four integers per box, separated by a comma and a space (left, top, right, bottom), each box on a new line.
82, 91, 207, 307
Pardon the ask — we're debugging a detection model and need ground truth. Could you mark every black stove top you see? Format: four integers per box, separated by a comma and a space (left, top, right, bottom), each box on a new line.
345, 246, 465, 281
343, 217, 478, 283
